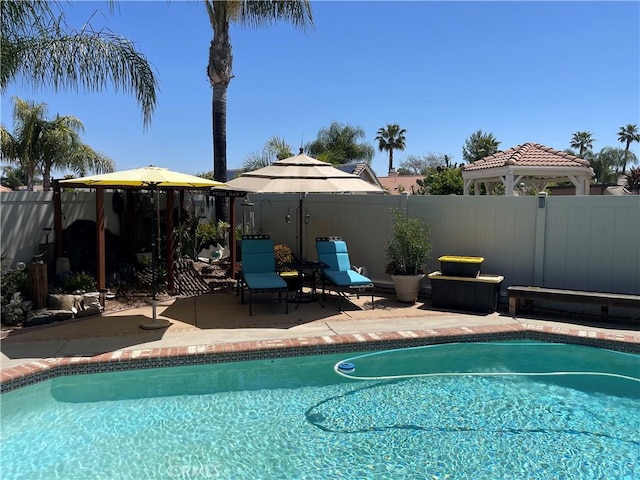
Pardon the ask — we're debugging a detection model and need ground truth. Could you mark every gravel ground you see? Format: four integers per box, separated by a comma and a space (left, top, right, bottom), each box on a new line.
1, 259, 235, 331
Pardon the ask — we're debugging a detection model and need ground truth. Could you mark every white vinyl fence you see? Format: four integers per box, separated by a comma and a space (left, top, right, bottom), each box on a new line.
2, 191, 638, 303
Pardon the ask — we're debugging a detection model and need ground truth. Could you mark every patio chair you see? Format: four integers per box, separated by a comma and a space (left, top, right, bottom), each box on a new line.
240, 235, 288, 316
315, 237, 374, 311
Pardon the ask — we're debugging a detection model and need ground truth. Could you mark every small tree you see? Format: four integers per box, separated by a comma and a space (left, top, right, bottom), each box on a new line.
417, 167, 463, 195
626, 167, 640, 194
591, 147, 626, 184
385, 208, 432, 276
398, 153, 453, 175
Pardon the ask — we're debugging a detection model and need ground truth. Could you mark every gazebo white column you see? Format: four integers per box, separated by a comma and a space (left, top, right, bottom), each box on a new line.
463, 178, 473, 195
567, 175, 590, 195
503, 171, 515, 196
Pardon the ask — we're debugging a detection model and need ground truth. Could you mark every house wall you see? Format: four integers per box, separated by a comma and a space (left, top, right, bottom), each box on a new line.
2, 191, 638, 302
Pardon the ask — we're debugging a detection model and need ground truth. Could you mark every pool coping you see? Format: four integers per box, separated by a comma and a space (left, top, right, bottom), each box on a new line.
1, 322, 639, 393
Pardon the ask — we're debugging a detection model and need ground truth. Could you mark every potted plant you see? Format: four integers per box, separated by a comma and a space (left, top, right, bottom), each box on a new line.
385, 208, 432, 303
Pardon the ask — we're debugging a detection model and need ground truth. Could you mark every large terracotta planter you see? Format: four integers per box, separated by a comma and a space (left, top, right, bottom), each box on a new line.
391, 274, 425, 303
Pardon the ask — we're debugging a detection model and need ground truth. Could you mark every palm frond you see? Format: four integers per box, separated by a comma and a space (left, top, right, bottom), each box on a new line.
236, 0, 314, 31
13, 29, 157, 128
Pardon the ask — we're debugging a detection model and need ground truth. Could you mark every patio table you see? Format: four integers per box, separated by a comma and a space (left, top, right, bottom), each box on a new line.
286, 261, 328, 309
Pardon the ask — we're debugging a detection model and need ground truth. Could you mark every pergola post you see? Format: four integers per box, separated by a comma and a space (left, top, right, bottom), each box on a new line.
166, 189, 175, 292
95, 186, 106, 290
53, 182, 63, 258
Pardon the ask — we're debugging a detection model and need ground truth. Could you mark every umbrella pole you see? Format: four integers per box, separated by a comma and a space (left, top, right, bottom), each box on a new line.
298, 194, 304, 261
140, 185, 170, 330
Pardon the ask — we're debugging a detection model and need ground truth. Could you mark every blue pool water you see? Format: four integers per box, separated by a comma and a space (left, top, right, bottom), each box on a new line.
1, 341, 639, 479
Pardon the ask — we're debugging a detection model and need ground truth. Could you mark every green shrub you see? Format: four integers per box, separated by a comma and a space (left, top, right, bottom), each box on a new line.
385, 208, 432, 275
197, 219, 231, 249
196, 221, 218, 248
1, 266, 29, 301
62, 272, 96, 293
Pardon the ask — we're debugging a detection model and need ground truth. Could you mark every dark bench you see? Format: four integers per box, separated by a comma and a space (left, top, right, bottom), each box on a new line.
507, 286, 640, 319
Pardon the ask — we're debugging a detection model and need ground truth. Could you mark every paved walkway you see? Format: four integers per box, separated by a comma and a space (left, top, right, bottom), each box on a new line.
2, 291, 638, 375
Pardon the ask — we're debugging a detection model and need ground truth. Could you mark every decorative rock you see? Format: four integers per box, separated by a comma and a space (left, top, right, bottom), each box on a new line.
75, 306, 101, 318
48, 294, 83, 311
83, 292, 101, 310
1, 292, 25, 325
24, 311, 56, 327
52, 311, 74, 321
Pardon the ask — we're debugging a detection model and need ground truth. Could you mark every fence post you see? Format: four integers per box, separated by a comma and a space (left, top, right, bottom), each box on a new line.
533, 192, 548, 285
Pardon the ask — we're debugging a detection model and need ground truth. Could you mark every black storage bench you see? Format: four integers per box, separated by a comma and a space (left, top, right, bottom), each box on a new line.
428, 272, 504, 313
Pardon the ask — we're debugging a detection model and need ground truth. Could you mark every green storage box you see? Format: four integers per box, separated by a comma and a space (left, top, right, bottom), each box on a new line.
428, 271, 503, 313
438, 256, 484, 278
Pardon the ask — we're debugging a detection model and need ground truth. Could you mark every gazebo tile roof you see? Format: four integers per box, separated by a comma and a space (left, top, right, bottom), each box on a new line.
462, 143, 590, 171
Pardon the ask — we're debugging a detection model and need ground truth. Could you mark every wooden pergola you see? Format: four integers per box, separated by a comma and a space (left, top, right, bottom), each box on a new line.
52, 180, 246, 292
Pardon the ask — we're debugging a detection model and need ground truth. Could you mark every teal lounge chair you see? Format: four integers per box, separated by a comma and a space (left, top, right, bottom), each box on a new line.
240, 235, 288, 316
315, 237, 374, 311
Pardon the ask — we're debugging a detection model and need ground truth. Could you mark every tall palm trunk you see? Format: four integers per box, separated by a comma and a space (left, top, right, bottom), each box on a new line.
388, 149, 394, 173
43, 164, 51, 191
622, 141, 631, 175
211, 83, 229, 222
208, 13, 232, 223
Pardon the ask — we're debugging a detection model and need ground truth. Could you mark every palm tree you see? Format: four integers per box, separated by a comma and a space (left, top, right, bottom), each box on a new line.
1, 98, 45, 190
0, 165, 29, 190
204, 0, 313, 222
590, 147, 625, 184
462, 130, 500, 163
1, 0, 157, 127
570, 131, 595, 158
306, 122, 374, 164
375, 124, 407, 173
1, 97, 114, 191
242, 136, 293, 171
617, 124, 640, 175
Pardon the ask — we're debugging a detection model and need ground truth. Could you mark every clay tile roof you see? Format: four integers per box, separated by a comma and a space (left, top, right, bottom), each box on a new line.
462, 143, 591, 172
378, 175, 424, 194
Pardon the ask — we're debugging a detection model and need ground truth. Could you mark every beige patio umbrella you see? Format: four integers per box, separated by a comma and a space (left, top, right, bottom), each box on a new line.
60, 166, 237, 329
227, 151, 384, 258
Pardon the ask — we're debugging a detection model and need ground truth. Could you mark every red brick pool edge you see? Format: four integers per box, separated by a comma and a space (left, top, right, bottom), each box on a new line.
2, 322, 639, 393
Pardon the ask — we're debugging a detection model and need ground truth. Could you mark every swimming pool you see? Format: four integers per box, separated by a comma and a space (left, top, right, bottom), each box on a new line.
1, 341, 638, 479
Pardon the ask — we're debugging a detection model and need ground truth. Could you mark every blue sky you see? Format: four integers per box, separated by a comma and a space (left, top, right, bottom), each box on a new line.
1, 1, 639, 178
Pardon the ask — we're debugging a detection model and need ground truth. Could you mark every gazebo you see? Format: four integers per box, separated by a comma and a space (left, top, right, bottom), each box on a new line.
461, 143, 595, 195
